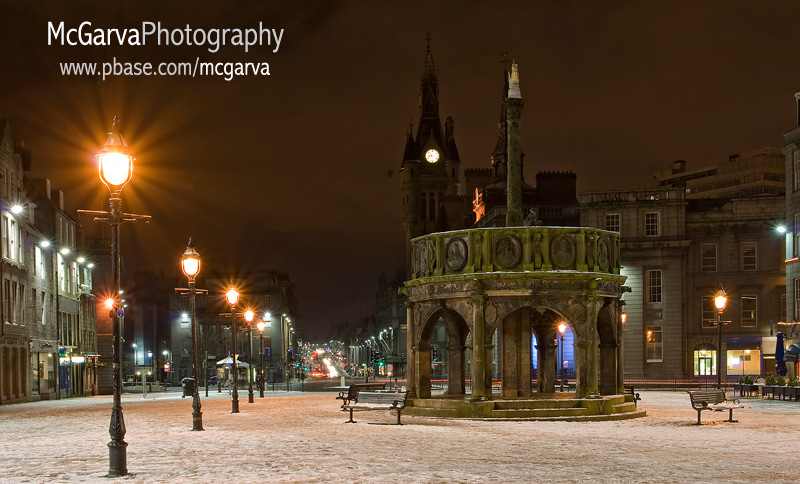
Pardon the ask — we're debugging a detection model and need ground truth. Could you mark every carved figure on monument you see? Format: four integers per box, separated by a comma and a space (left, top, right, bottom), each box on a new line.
532, 232, 542, 269
427, 240, 437, 275
586, 235, 595, 269
494, 235, 522, 269
474, 234, 483, 271
445, 238, 468, 272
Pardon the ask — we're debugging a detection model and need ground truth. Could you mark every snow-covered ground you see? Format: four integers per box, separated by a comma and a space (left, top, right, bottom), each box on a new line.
1, 389, 798, 483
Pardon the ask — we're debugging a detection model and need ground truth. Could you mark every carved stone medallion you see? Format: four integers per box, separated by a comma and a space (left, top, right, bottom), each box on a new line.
550, 234, 576, 270
416, 241, 429, 276
597, 237, 610, 271
445, 238, 468, 272
494, 235, 522, 269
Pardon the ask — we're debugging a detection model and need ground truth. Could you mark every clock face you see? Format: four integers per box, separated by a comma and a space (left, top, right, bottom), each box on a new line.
425, 149, 440, 163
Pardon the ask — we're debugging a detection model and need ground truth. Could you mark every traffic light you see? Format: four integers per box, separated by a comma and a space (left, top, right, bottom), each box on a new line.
432, 346, 439, 362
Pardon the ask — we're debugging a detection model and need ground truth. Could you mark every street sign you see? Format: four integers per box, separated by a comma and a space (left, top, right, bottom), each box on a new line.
116, 310, 124, 318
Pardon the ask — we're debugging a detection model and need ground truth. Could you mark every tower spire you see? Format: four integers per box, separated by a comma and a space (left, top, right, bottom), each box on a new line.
420, 35, 439, 121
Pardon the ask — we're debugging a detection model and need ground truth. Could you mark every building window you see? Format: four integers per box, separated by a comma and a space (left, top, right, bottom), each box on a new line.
795, 279, 800, 321
645, 212, 660, 236
702, 296, 716, 328
605, 213, 620, 233
740, 242, 757, 271
646, 326, 663, 362
741, 295, 757, 327
795, 214, 800, 258
781, 293, 787, 323
794, 150, 800, 192
646, 269, 662, 303
700, 243, 717, 272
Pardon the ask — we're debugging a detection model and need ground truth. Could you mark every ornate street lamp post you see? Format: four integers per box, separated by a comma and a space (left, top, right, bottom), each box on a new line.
226, 288, 240, 413
558, 322, 567, 392
78, 118, 150, 477
180, 240, 203, 431
244, 310, 255, 403
714, 289, 728, 389
256, 320, 267, 397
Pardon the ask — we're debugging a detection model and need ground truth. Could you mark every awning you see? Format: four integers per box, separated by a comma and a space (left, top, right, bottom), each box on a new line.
216, 357, 249, 368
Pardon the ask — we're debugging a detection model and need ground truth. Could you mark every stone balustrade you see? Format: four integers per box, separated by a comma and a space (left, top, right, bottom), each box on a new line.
409, 226, 621, 281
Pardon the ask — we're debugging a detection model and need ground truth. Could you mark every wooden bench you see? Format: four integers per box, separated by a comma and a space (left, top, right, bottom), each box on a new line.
623, 385, 641, 408
688, 389, 743, 425
335, 382, 386, 408
342, 391, 408, 425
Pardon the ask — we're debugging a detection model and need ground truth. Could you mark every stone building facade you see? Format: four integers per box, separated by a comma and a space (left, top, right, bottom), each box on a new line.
0, 115, 97, 404
581, 151, 786, 381
783, 94, 800, 356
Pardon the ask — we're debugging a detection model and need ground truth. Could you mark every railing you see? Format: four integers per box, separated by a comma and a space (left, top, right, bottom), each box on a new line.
409, 226, 621, 281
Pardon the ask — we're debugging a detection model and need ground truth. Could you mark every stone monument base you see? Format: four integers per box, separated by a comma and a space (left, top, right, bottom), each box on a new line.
403, 394, 646, 421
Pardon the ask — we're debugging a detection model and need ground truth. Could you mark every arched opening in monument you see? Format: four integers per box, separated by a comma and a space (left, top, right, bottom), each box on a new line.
597, 299, 621, 395
417, 309, 469, 399
491, 306, 570, 397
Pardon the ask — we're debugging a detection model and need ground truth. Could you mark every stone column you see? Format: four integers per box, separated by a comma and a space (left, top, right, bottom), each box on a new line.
577, 298, 600, 398
505, 97, 525, 227
470, 295, 487, 401
417, 344, 431, 399
405, 303, 417, 399
599, 343, 617, 395
484, 344, 494, 400
446, 345, 465, 395
538, 339, 557, 394
501, 310, 533, 397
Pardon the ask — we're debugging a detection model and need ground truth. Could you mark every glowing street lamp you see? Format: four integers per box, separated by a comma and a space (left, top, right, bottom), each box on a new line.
714, 289, 728, 389
244, 310, 255, 403
180, 240, 203, 431
558, 323, 567, 392
226, 288, 240, 413
77, 118, 150, 477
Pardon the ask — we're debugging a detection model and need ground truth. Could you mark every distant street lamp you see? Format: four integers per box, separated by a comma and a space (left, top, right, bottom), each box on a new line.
558, 322, 567, 392
180, 240, 203, 431
226, 288, 240, 413
282, 314, 292, 391
244, 310, 255, 404
162, 350, 170, 384
77, 117, 151, 477
714, 289, 728, 389
256, 320, 267, 397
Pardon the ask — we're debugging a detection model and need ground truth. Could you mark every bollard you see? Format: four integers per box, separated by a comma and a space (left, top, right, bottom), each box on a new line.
341, 376, 346, 387
142, 372, 147, 399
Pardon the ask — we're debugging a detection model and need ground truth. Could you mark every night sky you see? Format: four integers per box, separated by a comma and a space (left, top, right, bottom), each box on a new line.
3, 1, 800, 339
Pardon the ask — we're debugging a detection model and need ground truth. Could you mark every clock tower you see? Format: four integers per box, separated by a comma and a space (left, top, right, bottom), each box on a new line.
400, 40, 461, 275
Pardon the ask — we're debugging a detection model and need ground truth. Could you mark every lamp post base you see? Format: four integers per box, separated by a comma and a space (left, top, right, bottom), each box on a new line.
107, 441, 128, 477
191, 393, 204, 431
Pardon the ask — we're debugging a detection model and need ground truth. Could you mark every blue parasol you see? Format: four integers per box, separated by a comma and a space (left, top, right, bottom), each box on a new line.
775, 331, 787, 376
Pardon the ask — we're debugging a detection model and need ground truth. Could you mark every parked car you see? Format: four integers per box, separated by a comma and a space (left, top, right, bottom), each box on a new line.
207, 376, 219, 386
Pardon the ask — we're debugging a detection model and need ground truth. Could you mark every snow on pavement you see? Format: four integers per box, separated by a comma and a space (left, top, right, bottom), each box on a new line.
0, 389, 798, 483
